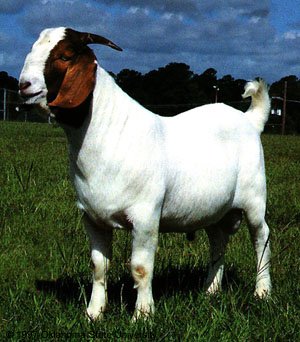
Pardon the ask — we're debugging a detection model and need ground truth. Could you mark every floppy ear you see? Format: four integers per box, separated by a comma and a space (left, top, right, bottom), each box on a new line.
48, 50, 96, 108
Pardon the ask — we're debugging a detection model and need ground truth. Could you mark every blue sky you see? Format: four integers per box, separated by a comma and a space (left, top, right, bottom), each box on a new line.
0, 0, 299, 82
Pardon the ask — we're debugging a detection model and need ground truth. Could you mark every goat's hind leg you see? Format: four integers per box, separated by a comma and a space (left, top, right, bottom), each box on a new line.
84, 215, 112, 321
246, 212, 271, 298
205, 209, 242, 294
205, 226, 230, 294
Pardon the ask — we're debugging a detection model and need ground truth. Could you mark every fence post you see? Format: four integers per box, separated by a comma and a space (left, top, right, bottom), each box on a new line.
3, 88, 7, 120
281, 81, 287, 135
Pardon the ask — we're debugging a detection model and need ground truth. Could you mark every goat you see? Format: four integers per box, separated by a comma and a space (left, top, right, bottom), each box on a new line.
19, 27, 271, 321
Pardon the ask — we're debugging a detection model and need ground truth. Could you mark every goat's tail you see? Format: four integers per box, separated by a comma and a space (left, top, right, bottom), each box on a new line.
242, 79, 271, 134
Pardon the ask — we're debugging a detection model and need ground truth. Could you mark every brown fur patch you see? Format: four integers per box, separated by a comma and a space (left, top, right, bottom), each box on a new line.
134, 266, 147, 279
43, 34, 96, 128
44, 38, 96, 109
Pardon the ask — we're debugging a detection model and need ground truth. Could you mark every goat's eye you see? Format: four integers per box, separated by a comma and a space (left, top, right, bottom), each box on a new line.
60, 55, 71, 61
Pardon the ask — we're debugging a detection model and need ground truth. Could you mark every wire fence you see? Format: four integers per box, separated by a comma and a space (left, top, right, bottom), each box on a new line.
1, 87, 299, 134
0, 88, 51, 123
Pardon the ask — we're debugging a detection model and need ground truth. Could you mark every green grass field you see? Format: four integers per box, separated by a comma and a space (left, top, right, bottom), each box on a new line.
0, 121, 299, 341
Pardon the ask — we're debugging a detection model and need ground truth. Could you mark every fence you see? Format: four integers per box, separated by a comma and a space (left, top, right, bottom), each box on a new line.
0, 88, 49, 123
1, 87, 299, 134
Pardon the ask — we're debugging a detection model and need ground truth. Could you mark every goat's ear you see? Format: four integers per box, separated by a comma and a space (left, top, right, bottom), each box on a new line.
48, 50, 96, 108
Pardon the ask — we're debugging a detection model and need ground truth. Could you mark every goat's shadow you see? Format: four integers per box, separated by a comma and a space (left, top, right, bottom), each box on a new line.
35, 266, 248, 314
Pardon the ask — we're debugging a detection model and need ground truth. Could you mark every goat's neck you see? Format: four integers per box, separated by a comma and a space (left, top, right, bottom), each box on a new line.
92, 66, 133, 132
62, 67, 130, 146
63, 66, 157, 168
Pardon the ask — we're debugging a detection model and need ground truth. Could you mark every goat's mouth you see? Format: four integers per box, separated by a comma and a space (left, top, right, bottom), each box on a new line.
20, 90, 44, 104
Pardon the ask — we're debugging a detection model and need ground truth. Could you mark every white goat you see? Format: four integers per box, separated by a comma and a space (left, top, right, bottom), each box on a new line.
19, 27, 271, 321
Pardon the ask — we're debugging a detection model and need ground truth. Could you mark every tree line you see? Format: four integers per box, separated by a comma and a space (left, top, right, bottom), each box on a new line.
1, 64, 299, 133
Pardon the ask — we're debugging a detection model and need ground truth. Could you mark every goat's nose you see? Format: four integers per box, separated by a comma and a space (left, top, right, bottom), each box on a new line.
19, 81, 31, 91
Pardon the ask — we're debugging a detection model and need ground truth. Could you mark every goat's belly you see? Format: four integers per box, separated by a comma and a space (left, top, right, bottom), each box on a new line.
160, 179, 237, 232
160, 203, 231, 233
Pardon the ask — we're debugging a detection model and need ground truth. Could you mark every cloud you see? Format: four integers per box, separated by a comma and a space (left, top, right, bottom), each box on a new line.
20, 0, 109, 37
0, 0, 33, 14
98, 0, 200, 18
284, 31, 300, 40
97, 0, 270, 21
0, 0, 299, 82
105, 1, 274, 59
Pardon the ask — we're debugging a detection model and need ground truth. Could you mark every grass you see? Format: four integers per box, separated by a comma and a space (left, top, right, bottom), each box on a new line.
0, 121, 299, 341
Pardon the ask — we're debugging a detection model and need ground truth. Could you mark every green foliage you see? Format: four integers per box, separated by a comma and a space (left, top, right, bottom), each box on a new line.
0, 122, 299, 340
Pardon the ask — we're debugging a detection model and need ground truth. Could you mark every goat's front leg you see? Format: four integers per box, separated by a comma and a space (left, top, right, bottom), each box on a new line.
130, 215, 159, 321
84, 215, 112, 321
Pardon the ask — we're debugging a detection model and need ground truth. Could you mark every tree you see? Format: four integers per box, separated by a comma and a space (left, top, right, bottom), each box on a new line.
270, 75, 299, 99
270, 76, 300, 134
0, 71, 18, 90
116, 69, 146, 104
194, 68, 218, 103
0, 71, 20, 121
217, 75, 246, 107
143, 63, 198, 105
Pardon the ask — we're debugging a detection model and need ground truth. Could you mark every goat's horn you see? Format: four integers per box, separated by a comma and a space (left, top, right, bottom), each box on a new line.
84, 33, 123, 51
67, 28, 122, 51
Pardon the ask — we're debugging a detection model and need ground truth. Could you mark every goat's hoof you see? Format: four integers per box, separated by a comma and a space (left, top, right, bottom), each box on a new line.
254, 287, 271, 299
206, 284, 222, 295
131, 307, 154, 322
86, 308, 103, 322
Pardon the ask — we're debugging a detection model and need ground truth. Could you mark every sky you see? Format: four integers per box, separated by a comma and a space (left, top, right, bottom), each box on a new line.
0, 0, 299, 83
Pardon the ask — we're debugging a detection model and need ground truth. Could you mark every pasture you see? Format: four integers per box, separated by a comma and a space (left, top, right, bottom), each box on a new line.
0, 121, 299, 340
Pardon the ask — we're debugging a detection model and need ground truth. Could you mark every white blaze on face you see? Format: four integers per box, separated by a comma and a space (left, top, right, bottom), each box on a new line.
19, 27, 66, 105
